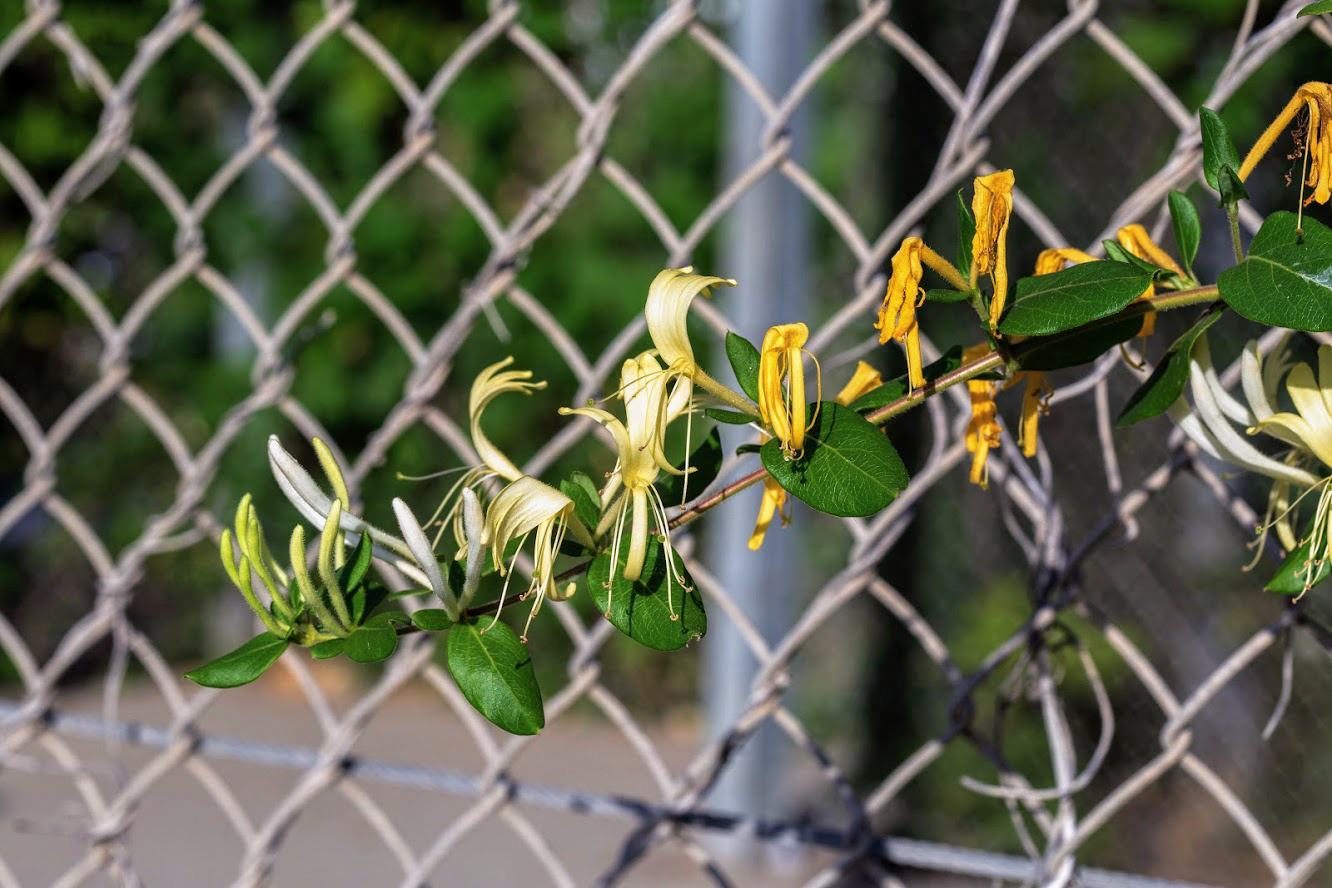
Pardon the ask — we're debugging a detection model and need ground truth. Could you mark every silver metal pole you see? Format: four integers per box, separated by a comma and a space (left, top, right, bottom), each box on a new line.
704, 0, 816, 857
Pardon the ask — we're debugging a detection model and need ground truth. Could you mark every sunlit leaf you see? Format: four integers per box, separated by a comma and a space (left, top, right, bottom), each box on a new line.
447, 618, 544, 735
761, 402, 908, 517
185, 633, 289, 688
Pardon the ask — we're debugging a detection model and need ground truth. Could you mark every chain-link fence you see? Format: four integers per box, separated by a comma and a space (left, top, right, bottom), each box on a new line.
3, 1, 1332, 885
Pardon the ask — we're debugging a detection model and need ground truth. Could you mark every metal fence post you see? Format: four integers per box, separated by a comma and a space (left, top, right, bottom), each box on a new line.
703, 0, 817, 852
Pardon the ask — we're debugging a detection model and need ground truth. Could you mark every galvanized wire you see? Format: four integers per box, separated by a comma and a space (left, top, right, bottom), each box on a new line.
2, 1, 1331, 886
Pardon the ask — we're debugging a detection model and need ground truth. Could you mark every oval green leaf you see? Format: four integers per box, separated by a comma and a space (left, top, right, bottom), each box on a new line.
345, 624, 398, 662
309, 639, 345, 660
447, 618, 544, 734
587, 535, 705, 651
726, 331, 761, 401
411, 608, 454, 631
1217, 213, 1332, 331
956, 187, 977, 279
1168, 190, 1201, 277
997, 262, 1151, 336
705, 407, 755, 424
1117, 307, 1224, 426
1013, 316, 1145, 372
559, 477, 601, 537
1200, 108, 1240, 192
185, 633, 289, 688
761, 402, 908, 517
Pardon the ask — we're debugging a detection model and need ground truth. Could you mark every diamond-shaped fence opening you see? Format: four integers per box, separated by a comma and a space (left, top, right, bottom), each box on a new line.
3, 1, 1332, 886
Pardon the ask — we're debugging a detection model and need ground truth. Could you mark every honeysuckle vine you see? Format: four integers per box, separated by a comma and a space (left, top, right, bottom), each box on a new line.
190, 78, 1332, 737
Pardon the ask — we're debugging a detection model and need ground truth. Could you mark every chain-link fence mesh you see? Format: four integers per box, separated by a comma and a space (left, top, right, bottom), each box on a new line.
3, 1, 1332, 885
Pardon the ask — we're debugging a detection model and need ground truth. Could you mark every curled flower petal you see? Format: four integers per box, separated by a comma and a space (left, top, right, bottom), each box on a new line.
876, 237, 926, 390
758, 323, 819, 458
470, 357, 546, 483
970, 169, 1015, 332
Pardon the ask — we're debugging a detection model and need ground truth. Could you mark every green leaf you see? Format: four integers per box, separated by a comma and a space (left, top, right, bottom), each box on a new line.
1200, 107, 1241, 192
309, 639, 345, 660
559, 477, 601, 537
570, 471, 601, 509
344, 624, 398, 662
656, 426, 724, 505
1116, 307, 1225, 426
447, 618, 544, 734
1013, 317, 1146, 372
341, 533, 373, 592
1217, 163, 1249, 206
1168, 190, 1201, 278
1298, 0, 1332, 16
1103, 239, 1162, 277
925, 287, 975, 303
956, 188, 976, 279
586, 535, 705, 651
411, 608, 454, 631
998, 262, 1152, 336
1266, 540, 1331, 595
705, 407, 755, 424
185, 633, 289, 688
761, 402, 908, 517
1217, 213, 1332, 331
347, 582, 389, 627
847, 348, 962, 412
726, 331, 761, 401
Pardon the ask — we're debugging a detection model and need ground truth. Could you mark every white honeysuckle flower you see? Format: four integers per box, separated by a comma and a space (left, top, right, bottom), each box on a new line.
470, 357, 546, 483
1169, 338, 1319, 490
1173, 337, 1332, 594
560, 354, 690, 617
483, 475, 591, 640
393, 497, 456, 618
644, 267, 755, 415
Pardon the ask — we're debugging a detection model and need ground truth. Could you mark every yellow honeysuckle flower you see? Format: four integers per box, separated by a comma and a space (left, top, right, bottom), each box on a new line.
484, 475, 590, 641
644, 267, 754, 415
962, 344, 1002, 489
1116, 224, 1185, 277
560, 353, 689, 617
835, 361, 884, 406
1034, 247, 1097, 276
876, 237, 927, 391
1239, 82, 1332, 206
758, 323, 820, 459
747, 473, 790, 551
1012, 371, 1052, 458
970, 169, 1015, 333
